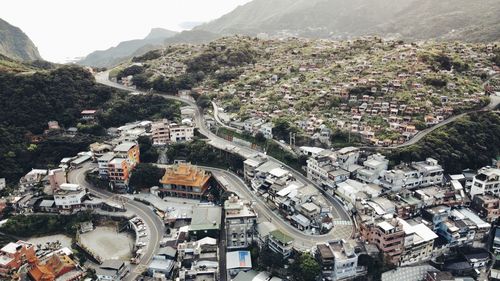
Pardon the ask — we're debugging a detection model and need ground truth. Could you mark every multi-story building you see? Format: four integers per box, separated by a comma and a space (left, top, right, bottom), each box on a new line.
471, 194, 500, 222
398, 219, 437, 266
359, 217, 405, 265
97, 153, 115, 179
169, 123, 194, 143
243, 155, 267, 182
224, 195, 257, 250
410, 158, 444, 187
356, 154, 388, 183
380, 167, 421, 192
470, 167, 500, 197
151, 119, 171, 145
0, 241, 37, 279
316, 240, 358, 281
307, 154, 337, 188
107, 158, 130, 189
53, 183, 86, 214
177, 237, 219, 281
335, 147, 360, 171
259, 122, 274, 139
113, 142, 140, 169
47, 168, 66, 190
159, 163, 211, 199
267, 230, 294, 259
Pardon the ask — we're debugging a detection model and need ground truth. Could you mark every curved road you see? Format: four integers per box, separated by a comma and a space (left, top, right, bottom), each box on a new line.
68, 163, 164, 281
95, 72, 354, 235
202, 167, 354, 250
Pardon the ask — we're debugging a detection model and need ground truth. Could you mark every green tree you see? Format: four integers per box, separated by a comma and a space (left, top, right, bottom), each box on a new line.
129, 163, 165, 191
138, 136, 159, 163
292, 253, 320, 281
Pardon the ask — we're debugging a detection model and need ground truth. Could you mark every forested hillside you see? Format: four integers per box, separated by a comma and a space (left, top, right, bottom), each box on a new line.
0, 64, 181, 185
389, 112, 500, 173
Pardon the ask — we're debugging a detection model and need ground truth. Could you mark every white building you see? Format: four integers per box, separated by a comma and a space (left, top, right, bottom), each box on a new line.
356, 154, 388, 183
335, 147, 360, 171
470, 167, 500, 197
316, 240, 358, 281
259, 122, 274, 139
267, 230, 294, 258
398, 219, 438, 266
307, 155, 337, 188
410, 158, 444, 187
53, 183, 86, 214
169, 123, 194, 142
151, 119, 171, 145
97, 153, 115, 179
380, 168, 422, 192
225, 195, 258, 250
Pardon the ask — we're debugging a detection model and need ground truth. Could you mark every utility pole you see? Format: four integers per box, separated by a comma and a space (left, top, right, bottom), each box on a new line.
289, 132, 296, 147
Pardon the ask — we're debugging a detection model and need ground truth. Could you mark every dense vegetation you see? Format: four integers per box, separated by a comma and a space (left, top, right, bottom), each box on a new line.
98, 94, 181, 128
166, 139, 244, 171
0, 65, 181, 185
129, 163, 165, 191
0, 212, 93, 237
0, 67, 113, 184
0, 66, 112, 133
389, 112, 500, 173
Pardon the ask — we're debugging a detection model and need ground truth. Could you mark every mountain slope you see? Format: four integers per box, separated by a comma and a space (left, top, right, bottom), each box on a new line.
195, 0, 500, 41
78, 28, 177, 67
0, 18, 42, 61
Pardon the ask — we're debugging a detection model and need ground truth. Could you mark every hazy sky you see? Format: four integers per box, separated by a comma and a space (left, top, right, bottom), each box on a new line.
1, 0, 251, 62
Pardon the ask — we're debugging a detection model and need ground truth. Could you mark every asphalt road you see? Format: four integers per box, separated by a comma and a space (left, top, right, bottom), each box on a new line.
68, 163, 164, 281
95, 71, 355, 238
203, 167, 354, 251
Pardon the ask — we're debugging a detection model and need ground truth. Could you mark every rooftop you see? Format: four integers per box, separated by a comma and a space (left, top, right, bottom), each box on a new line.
269, 230, 293, 245
160, 163, 211, 188
190, 205, 222, 232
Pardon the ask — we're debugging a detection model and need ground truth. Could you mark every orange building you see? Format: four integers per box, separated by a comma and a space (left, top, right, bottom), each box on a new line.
113, 142, 140, 169
0, 241, 37, 278
159, 163, 211, 199
28, 253, 79, 281
107, 158, 131, 189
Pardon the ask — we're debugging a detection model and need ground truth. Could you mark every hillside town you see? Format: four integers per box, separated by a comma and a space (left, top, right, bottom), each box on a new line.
120, 36, 499, 146
0, 82, 499, 281
1, 4, 500, 281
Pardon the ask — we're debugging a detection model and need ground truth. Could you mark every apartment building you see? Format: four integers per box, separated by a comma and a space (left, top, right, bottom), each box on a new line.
97, 153, 115, 179
225, 195, 257, 250
53, 183, 87, 214
169, 123, 194, 143
335, 147, 360, 171
159, 163, 211, 199
471, 194, 500, 222
0, 241, 37, 279
398, 219, 437, 266
307, 154, 337, 188
267, 230, 294, 259
356, 154, 388, 183
410, 158, 444, 187
316, 240, 358, 281
470, 167, 500, 197
151, 119, 171, 145
107, 158, 130, 189
359, 217, 405, 265
113, 142, 140, 169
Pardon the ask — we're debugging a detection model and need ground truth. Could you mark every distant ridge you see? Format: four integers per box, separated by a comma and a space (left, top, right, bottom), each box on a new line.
0, 18, 42, 61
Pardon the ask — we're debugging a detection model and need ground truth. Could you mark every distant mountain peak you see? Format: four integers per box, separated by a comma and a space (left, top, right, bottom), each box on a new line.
145, 28, 178, 40
0, 18, 42, 61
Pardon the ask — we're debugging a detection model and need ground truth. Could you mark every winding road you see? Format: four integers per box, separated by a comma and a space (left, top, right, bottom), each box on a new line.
95, 72, 354, 240
68, 163, 164, 281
